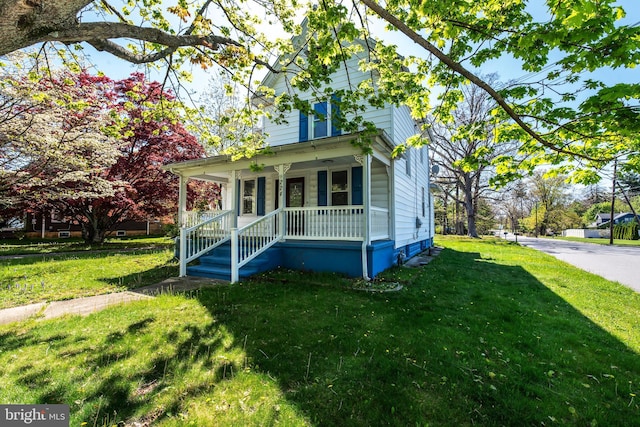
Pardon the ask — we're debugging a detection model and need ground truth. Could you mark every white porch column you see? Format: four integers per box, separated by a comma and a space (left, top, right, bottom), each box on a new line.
230, 170, 238, 228
177, 173, 187, 227
178, 173, 188, 277
274, 163, 291, 239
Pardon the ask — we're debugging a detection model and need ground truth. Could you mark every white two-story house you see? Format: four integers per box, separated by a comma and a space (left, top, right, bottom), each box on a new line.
164, 34, 436, 283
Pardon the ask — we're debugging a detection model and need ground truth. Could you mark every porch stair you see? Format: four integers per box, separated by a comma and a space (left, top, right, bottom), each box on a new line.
187, 241, 279, 281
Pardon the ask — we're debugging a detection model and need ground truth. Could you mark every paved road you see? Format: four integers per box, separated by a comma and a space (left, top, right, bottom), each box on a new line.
512, 236, 640, 292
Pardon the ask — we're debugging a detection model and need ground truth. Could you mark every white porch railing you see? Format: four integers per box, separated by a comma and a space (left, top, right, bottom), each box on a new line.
182, 210, 224, 228
284, 206, 365, 240
371, 206, 390, 240
231, 210, 283, 283
179, 210, 233, 276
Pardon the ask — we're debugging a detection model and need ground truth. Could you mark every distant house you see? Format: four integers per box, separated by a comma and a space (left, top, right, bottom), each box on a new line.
589, 213, 611, 228
1, 211, 163, 239
165, 31, 436, 283
593, 212, 639, 229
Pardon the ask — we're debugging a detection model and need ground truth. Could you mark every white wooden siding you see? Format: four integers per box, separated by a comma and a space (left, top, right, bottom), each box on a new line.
392, 145, 432, 248
371, 162, 389, 209
263, 53, 394, 146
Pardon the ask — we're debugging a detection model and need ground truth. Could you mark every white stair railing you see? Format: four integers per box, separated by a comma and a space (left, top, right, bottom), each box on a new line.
179, 210, 233, 276
231, 209, 283, 283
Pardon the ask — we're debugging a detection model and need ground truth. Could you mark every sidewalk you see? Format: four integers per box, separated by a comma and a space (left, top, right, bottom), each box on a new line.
0, 276, 223, 326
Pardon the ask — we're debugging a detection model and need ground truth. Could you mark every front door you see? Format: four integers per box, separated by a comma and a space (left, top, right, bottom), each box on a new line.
286, 177, 304, 235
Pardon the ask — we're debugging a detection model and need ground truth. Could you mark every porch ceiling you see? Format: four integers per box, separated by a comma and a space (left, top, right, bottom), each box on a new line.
164, 130, 394, 181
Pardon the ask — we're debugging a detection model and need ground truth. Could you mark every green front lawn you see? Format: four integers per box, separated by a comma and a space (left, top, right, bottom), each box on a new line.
0, 250, 177, 309
0, 235, 174, 256
0, 236, 638, 426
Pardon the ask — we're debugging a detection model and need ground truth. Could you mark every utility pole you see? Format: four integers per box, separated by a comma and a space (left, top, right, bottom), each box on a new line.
609, 159, 617, 245
535, 202, 538, 238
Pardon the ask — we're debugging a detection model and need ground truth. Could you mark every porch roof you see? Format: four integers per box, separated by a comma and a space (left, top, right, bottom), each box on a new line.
163, 130, 395, 182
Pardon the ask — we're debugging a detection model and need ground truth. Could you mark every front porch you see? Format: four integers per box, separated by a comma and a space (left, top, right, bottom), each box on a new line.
178, 204, 393, 282
165, 132, 399, 282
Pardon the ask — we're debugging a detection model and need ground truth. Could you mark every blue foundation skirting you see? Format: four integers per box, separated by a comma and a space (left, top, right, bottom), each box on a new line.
185, 237, 433, 281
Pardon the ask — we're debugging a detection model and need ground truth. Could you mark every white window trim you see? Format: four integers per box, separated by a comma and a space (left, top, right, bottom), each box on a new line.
242, 179, 256, 215
330, 168, 350, 206
309, 100, 337, 140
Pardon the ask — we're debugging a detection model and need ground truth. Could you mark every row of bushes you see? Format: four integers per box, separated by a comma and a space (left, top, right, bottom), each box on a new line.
613, 221, 640, 240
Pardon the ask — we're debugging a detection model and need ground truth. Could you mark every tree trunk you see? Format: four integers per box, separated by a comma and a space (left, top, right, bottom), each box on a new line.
81, 215, 108, 244
463, 174, 479, 238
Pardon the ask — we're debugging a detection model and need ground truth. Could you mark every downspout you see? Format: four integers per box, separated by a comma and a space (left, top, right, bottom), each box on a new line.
361, 154, 371, 280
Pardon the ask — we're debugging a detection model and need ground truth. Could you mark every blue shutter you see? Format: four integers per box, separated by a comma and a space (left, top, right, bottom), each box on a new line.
352, 166, 363, 205
299, 110, 308, 142
257, 177, 266, 216
317, 170, 327, 206
236, 179, 241, 215
331, 94, 341, 136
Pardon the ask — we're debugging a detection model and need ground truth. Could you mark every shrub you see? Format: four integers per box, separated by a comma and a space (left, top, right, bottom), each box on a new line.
613, 221, 639, 240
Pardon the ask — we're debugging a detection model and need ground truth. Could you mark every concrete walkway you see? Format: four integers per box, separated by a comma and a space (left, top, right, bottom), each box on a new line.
0, 276, 224, 326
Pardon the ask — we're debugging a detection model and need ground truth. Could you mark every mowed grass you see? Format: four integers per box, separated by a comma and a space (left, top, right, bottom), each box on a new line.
0, 236, 638, 426
0, 235, 174, 256
0, 250, 177, 309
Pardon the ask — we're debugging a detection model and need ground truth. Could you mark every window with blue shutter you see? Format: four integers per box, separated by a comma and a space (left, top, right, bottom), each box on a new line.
331, 94, 341, 136
352, 166, 363, 205
257, 177, 266, 216
299, 110, 309, 142
317, 171, 327, 206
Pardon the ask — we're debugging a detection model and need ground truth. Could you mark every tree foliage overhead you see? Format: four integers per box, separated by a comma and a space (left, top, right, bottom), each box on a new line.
0, 0, 638, 184
313, 0, 639, 183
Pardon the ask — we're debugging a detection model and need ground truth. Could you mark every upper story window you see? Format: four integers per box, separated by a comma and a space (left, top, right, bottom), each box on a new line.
405, 149, 412, 177
313, 101, 328, 138
299, 95, 341, 142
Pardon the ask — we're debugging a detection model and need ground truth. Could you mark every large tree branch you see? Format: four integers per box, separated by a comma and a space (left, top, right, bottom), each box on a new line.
360, 0, 605, 163
0, 0, 277, 71
48, 22, 241, 55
